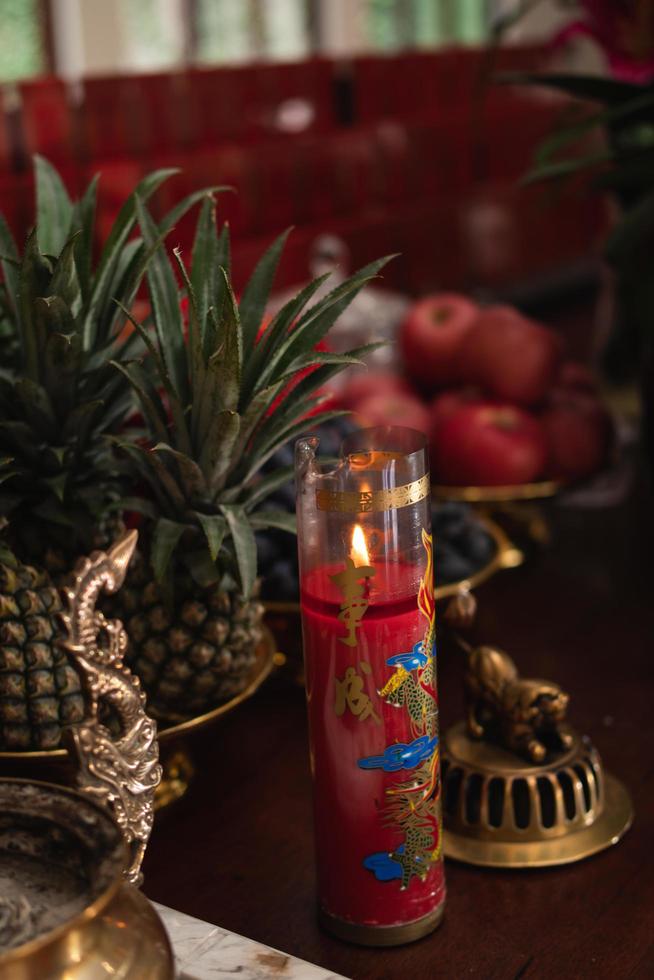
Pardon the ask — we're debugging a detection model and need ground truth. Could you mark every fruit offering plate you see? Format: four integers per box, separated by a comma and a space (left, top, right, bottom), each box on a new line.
264, 514, 523, 616
0, 627, 278, 765
432, 478, 563, 504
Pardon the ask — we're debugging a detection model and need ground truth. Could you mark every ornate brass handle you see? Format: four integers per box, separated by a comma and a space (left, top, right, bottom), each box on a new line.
59, 530, 162, 885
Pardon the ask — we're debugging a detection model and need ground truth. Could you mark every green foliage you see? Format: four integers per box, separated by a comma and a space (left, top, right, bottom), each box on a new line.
116, 196, 392, 597
509, 72, 654, 376
0, 156, 213, 562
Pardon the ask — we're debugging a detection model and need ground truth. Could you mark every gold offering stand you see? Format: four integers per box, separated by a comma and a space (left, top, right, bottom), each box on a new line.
433, 479, 562, 547
441, 595, 633, 868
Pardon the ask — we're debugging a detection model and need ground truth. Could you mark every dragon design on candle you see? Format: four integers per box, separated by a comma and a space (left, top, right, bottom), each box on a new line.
359, 529, 442, 889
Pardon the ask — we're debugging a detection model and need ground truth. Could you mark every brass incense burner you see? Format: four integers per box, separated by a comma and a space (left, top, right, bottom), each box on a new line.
441, 594, 633, 868
0, 532, 173, 978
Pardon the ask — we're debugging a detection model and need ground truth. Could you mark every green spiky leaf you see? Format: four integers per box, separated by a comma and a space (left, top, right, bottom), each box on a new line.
34, 155, 73, 256
151, 517, 189, 582
219, 503, 257, 598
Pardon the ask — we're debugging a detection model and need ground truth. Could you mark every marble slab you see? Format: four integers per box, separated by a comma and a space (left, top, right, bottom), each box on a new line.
153, 902, 350, 980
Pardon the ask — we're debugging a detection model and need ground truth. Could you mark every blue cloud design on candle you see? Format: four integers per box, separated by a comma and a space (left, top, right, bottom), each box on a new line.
386, 640, 430, 671
357, 734, 437, 772
363, 849, 404, 881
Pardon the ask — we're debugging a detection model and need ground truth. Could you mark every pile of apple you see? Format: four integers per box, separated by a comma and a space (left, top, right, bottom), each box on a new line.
341, 294, 612, 487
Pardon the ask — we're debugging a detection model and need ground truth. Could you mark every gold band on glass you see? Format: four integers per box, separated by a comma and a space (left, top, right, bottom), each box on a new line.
316, 473, 430, 514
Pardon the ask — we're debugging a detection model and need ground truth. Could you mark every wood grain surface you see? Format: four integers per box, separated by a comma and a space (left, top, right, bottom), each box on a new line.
143, 468, 653, 980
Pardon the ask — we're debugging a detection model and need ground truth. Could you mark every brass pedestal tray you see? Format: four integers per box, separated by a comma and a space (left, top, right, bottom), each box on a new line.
0, 532, 173, 978
0, 628, 279, 811
432, 479, 562, 504
433, 480, 562, 547
154, 629, 280, 808
441, 595, 633, 869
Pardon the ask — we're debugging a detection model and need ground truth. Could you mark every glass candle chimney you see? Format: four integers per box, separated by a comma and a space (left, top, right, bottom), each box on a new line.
295, 426, 445, 946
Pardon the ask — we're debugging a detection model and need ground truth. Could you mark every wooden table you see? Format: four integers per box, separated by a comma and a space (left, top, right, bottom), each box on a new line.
143, 470, 653, 980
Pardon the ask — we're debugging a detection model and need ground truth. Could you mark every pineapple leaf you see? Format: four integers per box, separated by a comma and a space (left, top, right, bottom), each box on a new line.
85, 167, 178, 346
34, 155, 74, 256
215, 222, 231, 285
120, 496, 159, 520
153, 443, 208, 500
227, 380, 285, 468
18, 231, 52, 380
157, 186, 228, 238
194, 273, 241, 442
191, 196, 219, 326
240, 409, 349, 487
71, 172, 98, 305
275, 256, 395, 376
255, 256, 395, 392
0, 420, 41, 458
274, 341, 385, 410
275, 349, 371, 383
34, 294, 76, 338
241, 465, 294, 511
113, 301, 192, 456
172, 247, 202, 393
111, 440, 173, 513
43, 471, 67, 503
199, 409, 240, 489
248, 510, 296, 534
219, 503, 256, 598
136, 196, 188, 404
214, 267, 242, 395
98, 237, 144, 341
33, 497, 75, 526
194, 511, 226, 561
151, 517, 189, 582
43, 328, 81, 417
110, 360, 169, 445
61, 399, 102, 444
181, 547, 221, 587
238, 228, 292, 353
0, 215, 19, 321
240, 271, 331, 401
48, 234, 82, 317
15, 378, 57, 442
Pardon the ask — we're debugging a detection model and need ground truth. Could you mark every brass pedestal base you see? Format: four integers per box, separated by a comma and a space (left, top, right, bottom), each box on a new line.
442, 722, 633, 868
318, 902, 444, 947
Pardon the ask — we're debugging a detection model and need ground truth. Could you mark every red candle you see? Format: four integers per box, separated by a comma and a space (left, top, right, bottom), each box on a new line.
296, 427, 445, 946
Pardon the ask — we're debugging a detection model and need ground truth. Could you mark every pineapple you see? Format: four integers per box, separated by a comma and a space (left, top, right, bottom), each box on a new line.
108, 194, 392, 721
0, 156, 214, 749
0, 539, 82, 750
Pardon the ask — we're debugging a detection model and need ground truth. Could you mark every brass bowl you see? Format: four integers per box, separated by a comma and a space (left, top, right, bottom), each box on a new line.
0, 628, 278, 808
265, 515, 523, 617
0, 779, 173, 979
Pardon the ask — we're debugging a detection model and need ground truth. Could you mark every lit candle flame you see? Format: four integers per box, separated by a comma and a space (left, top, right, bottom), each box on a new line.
350, 524, 370, 567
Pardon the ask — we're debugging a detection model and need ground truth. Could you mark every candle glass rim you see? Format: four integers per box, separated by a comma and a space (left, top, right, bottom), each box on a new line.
296, 425, 428, 479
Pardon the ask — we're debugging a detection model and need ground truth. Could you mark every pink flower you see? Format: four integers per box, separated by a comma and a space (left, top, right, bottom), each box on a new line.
550, 0, 654, 83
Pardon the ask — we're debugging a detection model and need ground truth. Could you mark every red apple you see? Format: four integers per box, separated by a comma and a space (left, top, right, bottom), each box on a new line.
433, 403, 547, 486
430, 387, 486, 436
355, 391, 431, 434
556, 360, 598, 393
541, 388, 611, 480
457, 306, 562, 406
340, 370, 413, 410
399, 293, 479, 390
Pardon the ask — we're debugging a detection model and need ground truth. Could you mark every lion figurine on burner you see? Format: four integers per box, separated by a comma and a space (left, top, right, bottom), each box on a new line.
464, 645, 573, 763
